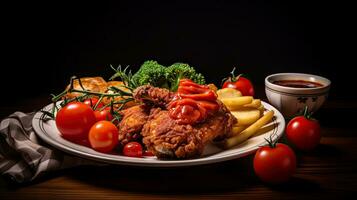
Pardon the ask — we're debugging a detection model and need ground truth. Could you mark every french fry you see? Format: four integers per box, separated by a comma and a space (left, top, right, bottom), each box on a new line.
220, 96, 253, 110
232, 109, 261, 126
222, 110, 274, 149
217, 88, 242, 99
257, 104, 264, 111
257, 104, 265, 115
232, 125, 247, 136
254, 123, 276, 137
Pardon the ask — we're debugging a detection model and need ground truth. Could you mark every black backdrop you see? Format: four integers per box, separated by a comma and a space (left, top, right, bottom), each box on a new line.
2, 1, 353, 105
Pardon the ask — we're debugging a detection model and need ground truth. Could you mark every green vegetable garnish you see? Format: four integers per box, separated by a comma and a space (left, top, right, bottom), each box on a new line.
131, 60, 169, 89
167, 62, 205, 91
111, 60, 206, 91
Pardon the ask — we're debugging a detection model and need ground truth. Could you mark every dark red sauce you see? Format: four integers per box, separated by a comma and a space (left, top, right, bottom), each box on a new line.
273, 80, 323, 88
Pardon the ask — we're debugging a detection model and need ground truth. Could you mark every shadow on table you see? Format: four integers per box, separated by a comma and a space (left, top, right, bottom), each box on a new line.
3, 145, 335, 194
267, 177, 321, 193
293, 143, 343, 160
64, 156, 322, 194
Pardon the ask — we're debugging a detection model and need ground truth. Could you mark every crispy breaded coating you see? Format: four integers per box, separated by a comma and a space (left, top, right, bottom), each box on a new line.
141, 102, 237, 159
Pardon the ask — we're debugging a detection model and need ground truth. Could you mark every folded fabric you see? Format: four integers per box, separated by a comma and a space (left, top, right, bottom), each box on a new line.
0, 112, 100, 183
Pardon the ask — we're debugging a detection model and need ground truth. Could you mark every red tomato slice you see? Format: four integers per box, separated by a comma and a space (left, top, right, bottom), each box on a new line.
179, 90, 217, 101
179, 79, 209, 89
178, 85, 210, 94
197, 100, 219, 112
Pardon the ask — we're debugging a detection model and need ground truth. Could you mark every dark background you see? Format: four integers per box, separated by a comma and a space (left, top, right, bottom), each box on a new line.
2, 1, 353, 106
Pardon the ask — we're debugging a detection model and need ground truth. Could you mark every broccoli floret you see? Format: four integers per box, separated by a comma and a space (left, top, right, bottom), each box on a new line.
131, 60, 169, 89
167, 62, 206, 91
128, 60, 206, 91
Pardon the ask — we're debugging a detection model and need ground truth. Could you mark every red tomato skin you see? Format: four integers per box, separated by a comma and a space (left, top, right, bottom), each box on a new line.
223, 76, 254, 96
94, 108, 113, 122
83, 98, 104, 109
286, 116, 321, 151
254, 143, 296, 184
88, 121, 119, 153
123, 142, 143, 157
143, 150, 154, 157
56, 102, 96, 141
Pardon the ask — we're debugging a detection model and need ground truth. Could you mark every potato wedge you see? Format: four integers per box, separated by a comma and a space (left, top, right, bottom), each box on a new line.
243, 99, 261, 109
217, 88, 242, 99
220, 96, 253, 110
222, 110, 274, 149
228, 99, 262, 110
231, 109, 261, 126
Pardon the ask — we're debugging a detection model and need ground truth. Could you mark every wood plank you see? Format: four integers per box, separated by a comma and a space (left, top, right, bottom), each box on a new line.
1, 137, 356, 199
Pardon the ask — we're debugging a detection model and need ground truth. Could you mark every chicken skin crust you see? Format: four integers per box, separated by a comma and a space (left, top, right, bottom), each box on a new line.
141, 103, 237, 159
133, 85, 174, 108
117, 105, 150, 146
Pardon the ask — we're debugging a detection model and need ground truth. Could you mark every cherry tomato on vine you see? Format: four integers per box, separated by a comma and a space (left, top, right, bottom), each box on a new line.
94, 107, 113, 122
123, 142, 143, 157
222, 67, 254, 96
88, 121, 119, 153
286, 107, 321, 151
254, 142, 296, 184
56, 102, 96, 141
83, 97, 104, 110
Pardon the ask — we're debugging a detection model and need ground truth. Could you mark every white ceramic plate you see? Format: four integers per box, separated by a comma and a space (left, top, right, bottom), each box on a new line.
32, 101, 285, 167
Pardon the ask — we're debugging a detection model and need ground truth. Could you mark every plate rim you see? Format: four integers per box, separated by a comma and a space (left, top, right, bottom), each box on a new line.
32, 101, 285, 167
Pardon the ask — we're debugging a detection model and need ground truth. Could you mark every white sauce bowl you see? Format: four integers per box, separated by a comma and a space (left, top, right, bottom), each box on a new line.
265, 73, 331, 117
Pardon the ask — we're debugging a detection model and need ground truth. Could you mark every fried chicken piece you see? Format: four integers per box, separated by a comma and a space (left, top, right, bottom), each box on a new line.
116, 86, 174, 147
141, 102, 237, 159
117, 105, 150, 146
133, 85, 174, 108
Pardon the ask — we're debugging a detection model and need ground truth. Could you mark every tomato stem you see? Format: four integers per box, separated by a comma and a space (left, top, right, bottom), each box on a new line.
302, 105, 315, 120
229, 67, 243, 83
264, 134, 277, 148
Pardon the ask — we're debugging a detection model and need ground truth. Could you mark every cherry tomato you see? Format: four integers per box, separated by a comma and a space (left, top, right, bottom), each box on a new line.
88, 121, 119, 153
123, 142, 143, 157
56, 102, 96, 141
286, 115, 321, 151
94, 107, 113, 122
83, 98, 104, 110
222, 68, 254, 96
143, 150, 154, 157
254, 143, 296, 184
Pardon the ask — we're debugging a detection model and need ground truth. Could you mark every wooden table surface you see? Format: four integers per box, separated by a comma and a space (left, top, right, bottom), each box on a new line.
1, 95, 356, 200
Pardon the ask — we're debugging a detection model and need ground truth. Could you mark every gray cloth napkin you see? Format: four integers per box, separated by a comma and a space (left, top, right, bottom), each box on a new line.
0, 112, 99, 183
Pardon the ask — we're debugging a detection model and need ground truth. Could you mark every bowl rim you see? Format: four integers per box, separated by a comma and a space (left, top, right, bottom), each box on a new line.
265, 73, 331, 94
